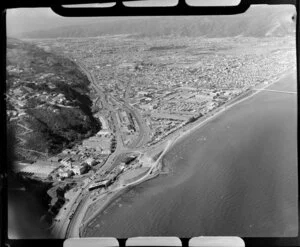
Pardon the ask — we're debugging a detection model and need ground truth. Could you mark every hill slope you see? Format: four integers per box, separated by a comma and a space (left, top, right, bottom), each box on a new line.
6, 38, 100, 162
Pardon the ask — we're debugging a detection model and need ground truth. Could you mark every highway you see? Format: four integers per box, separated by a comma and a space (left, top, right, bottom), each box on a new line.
50, 55, 296, 238
51, 59, 152, 238
51, 60, 122, 238
66, 194, 89, 237
67, 140, 172, 237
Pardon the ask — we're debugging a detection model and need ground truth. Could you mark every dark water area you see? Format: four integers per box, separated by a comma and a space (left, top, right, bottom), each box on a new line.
85, 72, 298, 238
8, 174, 53, 239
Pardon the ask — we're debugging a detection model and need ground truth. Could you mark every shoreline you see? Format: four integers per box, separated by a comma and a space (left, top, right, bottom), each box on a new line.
80, 171, 160, 237
81, 68, 295, 237
80, 188, 129, 237
159, 68, 295, 155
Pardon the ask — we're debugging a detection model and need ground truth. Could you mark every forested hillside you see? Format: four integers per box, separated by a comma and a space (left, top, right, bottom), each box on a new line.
6, 38, 100, 161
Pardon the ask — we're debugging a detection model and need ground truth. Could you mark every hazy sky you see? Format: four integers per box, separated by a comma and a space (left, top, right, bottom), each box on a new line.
6, 0, 241, 36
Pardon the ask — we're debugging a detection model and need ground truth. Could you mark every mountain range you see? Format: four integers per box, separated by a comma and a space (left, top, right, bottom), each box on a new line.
15, 5, 296, 39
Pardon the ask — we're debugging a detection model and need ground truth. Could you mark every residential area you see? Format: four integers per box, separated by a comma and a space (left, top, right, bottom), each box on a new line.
8, 35, 296, 238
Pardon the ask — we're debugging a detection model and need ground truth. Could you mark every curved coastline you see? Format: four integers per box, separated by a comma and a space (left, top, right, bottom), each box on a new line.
81, 172, 160, 237
163, 69, 294, 155
81, 68, 295, 237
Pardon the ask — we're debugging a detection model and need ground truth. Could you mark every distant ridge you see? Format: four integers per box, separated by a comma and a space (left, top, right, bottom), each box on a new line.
19, 5, 295, 39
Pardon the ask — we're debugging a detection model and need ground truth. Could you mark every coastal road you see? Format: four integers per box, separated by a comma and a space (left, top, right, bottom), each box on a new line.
51, 187, 86, 238
57, 56, 296, 238
73, 140, 172, 235
60, 59, 295, 238
66, 194, 89, 237
50, 59, 128, 238
58, 60, 138, 238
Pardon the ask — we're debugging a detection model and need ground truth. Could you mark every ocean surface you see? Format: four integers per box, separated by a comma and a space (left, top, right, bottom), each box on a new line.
85, 71, 298, 238
8, 183, 52, 238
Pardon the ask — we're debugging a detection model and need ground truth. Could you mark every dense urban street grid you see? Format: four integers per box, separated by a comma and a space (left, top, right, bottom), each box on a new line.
7, 35, 296, 237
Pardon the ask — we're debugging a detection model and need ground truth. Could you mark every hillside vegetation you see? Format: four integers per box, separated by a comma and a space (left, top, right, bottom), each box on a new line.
6, 38, 100, 161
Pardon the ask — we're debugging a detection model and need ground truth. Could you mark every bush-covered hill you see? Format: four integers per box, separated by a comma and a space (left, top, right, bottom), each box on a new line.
6, 38, 100, 161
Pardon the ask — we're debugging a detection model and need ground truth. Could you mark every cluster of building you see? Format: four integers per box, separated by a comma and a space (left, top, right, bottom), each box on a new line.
32, 36, 296, 147
116, 110, 136, 134
81, 130, 113, 155
59, 114, 115, 157
6, 69, 75, 123
14, 160, 59, 179
115, 108, 140, 146
51, 122, 114, 180
11, 36, 295, 228
55, 157, 92, 179
148, 118, 182, 144
15, 155, 97, 181
88, 154, 139, 191
88, 163, 125, 191
15, 118, 114, 182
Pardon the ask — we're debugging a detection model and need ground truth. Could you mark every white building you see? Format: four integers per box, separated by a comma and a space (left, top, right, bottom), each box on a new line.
85, 157, 97, 166
60, 157, 72, 168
